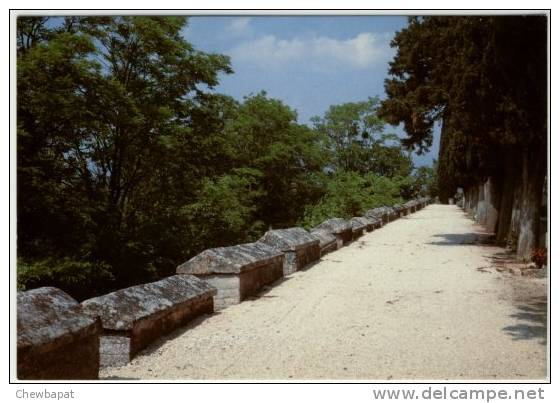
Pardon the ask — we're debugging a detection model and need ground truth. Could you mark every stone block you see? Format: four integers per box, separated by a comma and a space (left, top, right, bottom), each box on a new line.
403, 201, 416, 214
418, 197, 430, 208
371, 216, 383, 229
177, 242, 284, 310
17, 287, 101, 380
380, 206, 398, 221
350, 217, 368, 239
81, 275, 216, 367
357, 216, 376, 232
259, 227, 320, 275
312, 218, 352, 249
393, 203, 406, 216
309, 229, 338, 257
365, 208, 388, 225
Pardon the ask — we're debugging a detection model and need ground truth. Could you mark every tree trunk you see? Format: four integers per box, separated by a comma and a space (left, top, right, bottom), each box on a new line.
476, 182, 486, 225
515, 144, 546, 260
464, 185, 478, 214
495, 156, 518, 246
484, 177, 501, 234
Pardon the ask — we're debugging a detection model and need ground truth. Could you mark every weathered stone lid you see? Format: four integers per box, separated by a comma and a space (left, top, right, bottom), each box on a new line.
309, 229, 337, 248
18, 287, 101, 355
259, 227, 319, 252
365, 207, 387, 219
393, 203, 405, 212
403, 200, 416, 208
177, 242, 284, 276
362, 215, 380, 226
384, 206, 397, 214
81, 275, 216, 331
313, 218, 351, 235
350, 217, 368, 231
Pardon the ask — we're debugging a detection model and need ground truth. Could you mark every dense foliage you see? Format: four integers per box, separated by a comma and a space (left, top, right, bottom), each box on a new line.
17, 17, 432, 299
379, 16, 547, 257
379, 16, 547, 199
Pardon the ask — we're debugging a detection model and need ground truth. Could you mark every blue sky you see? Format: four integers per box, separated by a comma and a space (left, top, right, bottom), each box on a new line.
182, 16, 439, 167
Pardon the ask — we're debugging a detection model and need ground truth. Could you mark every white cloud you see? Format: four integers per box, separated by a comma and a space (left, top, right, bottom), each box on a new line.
229, 32, 391, 71
226, 17, 253, 36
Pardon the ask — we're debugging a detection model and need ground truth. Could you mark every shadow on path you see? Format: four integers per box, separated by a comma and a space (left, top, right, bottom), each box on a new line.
503, 297, 547, 345
429, 232, 495, 246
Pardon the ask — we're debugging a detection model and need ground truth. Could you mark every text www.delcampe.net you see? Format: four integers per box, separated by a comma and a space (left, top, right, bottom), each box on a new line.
372, 387, 545, 402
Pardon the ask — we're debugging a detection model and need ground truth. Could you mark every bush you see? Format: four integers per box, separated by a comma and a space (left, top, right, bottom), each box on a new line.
181, 169, 266, 253
299, 171, 404, 229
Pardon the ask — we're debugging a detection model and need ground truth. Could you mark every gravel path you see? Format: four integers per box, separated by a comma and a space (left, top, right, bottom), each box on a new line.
101, 204, 547, 381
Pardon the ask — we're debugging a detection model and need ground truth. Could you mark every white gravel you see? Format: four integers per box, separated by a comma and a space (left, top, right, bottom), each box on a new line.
101, 204, 548, 381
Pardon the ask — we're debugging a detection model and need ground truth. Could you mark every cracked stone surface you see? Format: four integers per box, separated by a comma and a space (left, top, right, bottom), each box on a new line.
259, 227, 320, 252
81, 275, 216, 331
177, 242, 284, 275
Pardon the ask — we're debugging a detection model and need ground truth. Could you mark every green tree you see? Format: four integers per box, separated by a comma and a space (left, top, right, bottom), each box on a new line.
17, 16, 436, 300
412, 161, 438, 198
299, 170, 405, 228
224, 92, 328, 228
17, 16, 233, 295
311, 97, 413, 178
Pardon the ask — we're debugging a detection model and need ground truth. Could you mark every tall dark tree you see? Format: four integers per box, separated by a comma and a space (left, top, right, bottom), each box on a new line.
380, 16, 547, 258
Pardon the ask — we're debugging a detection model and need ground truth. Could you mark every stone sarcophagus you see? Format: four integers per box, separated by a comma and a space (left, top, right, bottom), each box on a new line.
177, 242, 284, 310
363, 217, 377, 232
368, 215, 382, 230
310, 229, 338, 257
81, 275, 216, 367
385, 206, 399, 221
404, 200, 417, 214
17, 287, 101, 380
312, 218, 352, 249
365, 207, 388, 225
259, 227, 320, 275
401, 201, 411, 215
355, 216, 376, 232
393, 203, 406, 217
350, 217, 368, 239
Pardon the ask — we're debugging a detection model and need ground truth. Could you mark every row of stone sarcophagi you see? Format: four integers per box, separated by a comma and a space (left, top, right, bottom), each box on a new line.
16, 197, 432, 380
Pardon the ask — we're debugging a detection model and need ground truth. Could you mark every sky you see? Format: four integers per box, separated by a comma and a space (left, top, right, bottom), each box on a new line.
182, 16, 440, 167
